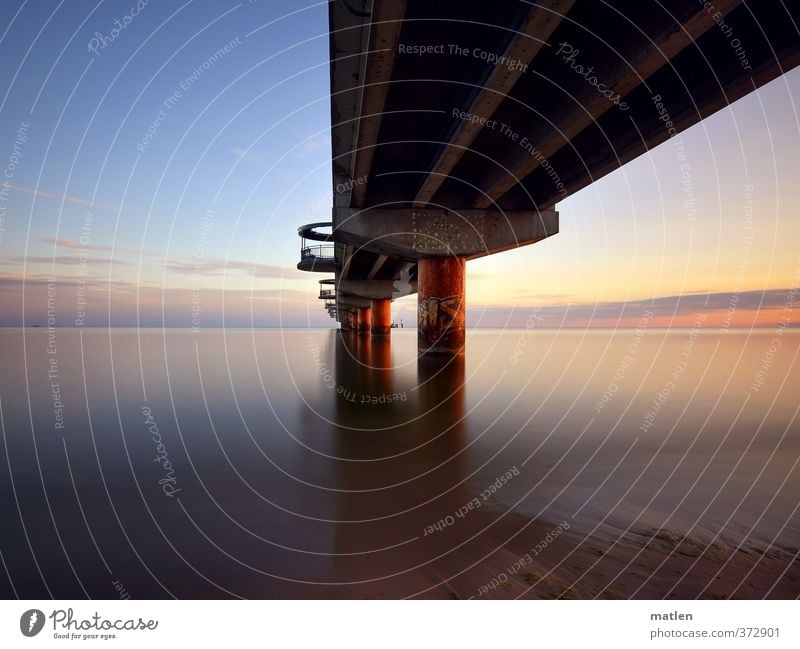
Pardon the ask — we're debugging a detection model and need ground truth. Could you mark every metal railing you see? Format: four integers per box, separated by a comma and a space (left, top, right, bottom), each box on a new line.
297, 225, 337, 316
300, 244, 335, 261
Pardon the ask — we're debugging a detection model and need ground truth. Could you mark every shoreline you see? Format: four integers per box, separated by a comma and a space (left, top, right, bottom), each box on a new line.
403, 512, 800, 600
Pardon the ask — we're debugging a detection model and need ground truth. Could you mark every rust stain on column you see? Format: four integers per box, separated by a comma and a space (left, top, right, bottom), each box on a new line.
370, 298, 392, 336
417, 256, 466, 355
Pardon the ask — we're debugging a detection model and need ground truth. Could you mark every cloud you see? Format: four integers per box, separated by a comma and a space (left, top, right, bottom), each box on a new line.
231, 146, 266, 161
0, 273, 330, 327
512, 292, 573, 303
22, 241, 301, 281
3, 184, 120, 210
163, 256, 306, 279
293, 133, 331, 158
302, 134, 329, 153
468, 289, 798, 328
0, 272, 135, 290
0, 273, 794, 330
0, 255, 132, 267
583, 289, 794, 318
46, 237, 161, 258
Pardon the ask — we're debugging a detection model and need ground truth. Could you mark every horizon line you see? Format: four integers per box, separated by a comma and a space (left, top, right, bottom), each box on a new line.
7, 324, 800, 331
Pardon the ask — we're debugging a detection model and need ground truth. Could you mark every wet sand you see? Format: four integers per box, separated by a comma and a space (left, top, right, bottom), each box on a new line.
272, 503, 799, 599
402, 512, 800, 599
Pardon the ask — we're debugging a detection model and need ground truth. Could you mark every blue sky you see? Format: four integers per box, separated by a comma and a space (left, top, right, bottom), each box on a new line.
1, 0, 330, 265
1, 1, 799, 328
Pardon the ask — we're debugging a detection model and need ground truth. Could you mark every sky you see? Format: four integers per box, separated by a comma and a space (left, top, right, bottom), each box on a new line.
0, 0, 798, 329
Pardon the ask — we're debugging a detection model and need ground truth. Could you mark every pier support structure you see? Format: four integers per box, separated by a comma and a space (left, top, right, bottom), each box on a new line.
327, 206, 558, 355
357, 306, 371, 334
417, 256, 466, 355
370, 298, 391, 336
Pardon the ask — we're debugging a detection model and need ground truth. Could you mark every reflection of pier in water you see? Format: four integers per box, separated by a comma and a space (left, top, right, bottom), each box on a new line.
327, 331, 493, 597
284, 330, 800, 599
321, 334, 580, 598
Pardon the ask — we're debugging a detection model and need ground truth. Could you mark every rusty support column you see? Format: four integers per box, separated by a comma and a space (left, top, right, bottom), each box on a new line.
350, 309, 359, 332
358, 306, 371, 334
417, 256, 466, 355
370, 298, 391, 336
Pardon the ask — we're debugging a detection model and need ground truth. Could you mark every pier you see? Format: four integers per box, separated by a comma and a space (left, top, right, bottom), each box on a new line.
298, 0, 800, 355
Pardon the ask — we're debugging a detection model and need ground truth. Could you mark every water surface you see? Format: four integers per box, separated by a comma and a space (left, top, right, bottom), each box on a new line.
0, 327, 797, 598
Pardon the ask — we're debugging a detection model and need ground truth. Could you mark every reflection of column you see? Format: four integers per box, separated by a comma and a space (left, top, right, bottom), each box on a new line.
334, 332, 393, 408
356, 329, 370, 365
332, 330, 381, 425
370, 335, 392, 396
371, 298, 391, 336
417, 353, 466, 434
327, 339, 472, 596
418, 256, 466, 355
358, 306, 371, 334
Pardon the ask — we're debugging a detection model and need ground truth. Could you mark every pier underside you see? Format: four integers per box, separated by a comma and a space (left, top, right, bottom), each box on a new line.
295, 0, 800, 355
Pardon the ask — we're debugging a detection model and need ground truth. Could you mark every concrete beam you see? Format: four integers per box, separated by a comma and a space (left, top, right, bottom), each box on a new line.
338, 279, 417, 300
329, 0, 372, 204
337, 294, 373, 309
413, 0, 574, 207
525, 46, 800, 211
350, 1, 408, 207
474, 0, 744, 208
366, 254, 388, 280
333, 207, 557, 258
339, 244, 354, 279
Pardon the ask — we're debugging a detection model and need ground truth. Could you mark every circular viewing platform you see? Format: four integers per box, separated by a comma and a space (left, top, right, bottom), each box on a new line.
319, 278, 336, 299
297, 222, 337, 272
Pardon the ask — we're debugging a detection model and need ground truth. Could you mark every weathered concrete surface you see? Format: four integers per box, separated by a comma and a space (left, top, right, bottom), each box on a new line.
338, 279, 417, 300
337, 294, 372, 309
333, 207, 558, 259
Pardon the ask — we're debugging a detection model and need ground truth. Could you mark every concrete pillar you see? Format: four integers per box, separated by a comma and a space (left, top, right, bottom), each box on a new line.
351, 309, 359, 332
358, 306, 371, 334
370, 298, 391, 336
417, 256, 466, 355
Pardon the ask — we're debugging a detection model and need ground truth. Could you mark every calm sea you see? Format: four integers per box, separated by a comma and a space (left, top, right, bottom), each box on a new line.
0, 327, 798, 598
